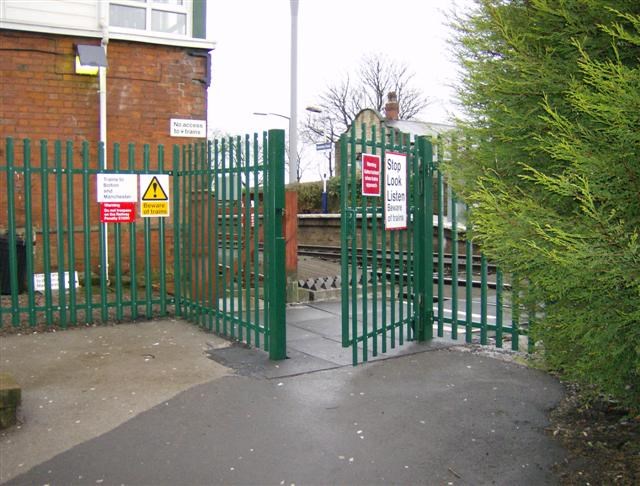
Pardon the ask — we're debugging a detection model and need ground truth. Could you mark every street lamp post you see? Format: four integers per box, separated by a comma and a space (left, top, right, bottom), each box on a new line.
253, 111, 295, 181
253, 112, 290, 121
290, 0, 299, 185
254, 105, 321, 183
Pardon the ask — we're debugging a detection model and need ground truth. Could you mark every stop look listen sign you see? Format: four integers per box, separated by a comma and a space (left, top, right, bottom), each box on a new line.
384, 152, 407, 230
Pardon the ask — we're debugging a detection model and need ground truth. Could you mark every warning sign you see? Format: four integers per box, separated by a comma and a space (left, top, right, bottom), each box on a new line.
384, 152, 407, 231
361, 153, 381, 196
100, 202, 136, 223
140, 174, 170, 217
141, 176, 169, 201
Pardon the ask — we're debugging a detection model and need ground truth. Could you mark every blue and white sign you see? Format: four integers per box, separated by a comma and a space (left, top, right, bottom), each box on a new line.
315, 142, 332, 151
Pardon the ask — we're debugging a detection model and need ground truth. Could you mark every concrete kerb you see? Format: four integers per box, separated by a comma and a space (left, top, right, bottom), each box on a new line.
0, 373, 21, 429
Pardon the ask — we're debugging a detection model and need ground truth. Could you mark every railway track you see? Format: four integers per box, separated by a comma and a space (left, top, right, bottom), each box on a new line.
298, 244, 496, 273
297, 244, 506, 290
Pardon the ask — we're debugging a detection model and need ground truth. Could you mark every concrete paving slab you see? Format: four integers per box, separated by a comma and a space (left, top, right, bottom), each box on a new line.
284, 324, 319, 342
285, 304, 337, 323
287, 334, 353, 366
205, 343, 341, 379
303, 300, 342, 315
290, 316, 343, 339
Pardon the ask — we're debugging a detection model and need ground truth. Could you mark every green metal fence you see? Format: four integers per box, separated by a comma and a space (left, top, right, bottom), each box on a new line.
431, 138, 530, 352
340, 126, 530, 365
0, 131, 286, 359
173, 130, 286, 359
0, 137, 168, 329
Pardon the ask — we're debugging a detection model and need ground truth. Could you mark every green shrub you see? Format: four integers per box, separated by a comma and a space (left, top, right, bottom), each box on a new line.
450, 0, 640, 409
327, 174, 362, 212
295, 181, 323, 213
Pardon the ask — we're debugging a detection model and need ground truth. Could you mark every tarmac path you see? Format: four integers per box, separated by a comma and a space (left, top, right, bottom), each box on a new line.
2, 315, 566, 485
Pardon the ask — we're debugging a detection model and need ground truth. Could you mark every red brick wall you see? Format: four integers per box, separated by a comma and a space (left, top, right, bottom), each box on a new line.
0, 30, 208, 148
0, 30, 209, 280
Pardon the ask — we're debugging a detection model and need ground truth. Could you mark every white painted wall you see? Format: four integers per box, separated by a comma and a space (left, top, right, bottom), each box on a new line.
1, 0, 100, 34
0, 0, 214, 49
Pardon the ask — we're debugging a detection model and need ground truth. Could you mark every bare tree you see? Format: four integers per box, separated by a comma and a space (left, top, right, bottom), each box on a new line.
284, 134, 313, 183
300, 114, 338, 178
303, 53, 428, 177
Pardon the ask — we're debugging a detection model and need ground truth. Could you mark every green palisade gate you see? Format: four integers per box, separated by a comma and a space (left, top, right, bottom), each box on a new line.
171, 129, 285, 357
339, 125, 530, 365
2, 129, 529, 364
340, 126, 427, 365
0, 131, 287, 359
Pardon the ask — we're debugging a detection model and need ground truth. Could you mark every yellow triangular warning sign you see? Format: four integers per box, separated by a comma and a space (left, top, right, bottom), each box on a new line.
141, 176, 168, 201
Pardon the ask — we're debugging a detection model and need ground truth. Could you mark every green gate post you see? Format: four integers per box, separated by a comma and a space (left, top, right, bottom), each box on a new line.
5, 138, 20, 326
339, 133, 349, 347
172, 145, 182, 317
413, 137, 425, 341
417, 136, 434, 341
267, 129, 286, 360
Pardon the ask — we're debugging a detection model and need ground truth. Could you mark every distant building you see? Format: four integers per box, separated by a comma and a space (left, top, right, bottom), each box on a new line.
336, 91, 455, 173
336, 92, 460, 221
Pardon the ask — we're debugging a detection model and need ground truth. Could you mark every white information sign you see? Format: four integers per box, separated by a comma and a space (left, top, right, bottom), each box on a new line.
170, 118, 207, 138
384, 152, 408, 230
97, 173, 138, 202
34, 271, 79, 292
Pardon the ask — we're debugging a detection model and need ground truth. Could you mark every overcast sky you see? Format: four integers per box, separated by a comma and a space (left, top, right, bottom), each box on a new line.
207, 0, 472, 132
206, 0, 472, 180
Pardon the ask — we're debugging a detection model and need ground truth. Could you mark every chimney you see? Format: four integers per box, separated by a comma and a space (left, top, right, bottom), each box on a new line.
384, 91, 399, 120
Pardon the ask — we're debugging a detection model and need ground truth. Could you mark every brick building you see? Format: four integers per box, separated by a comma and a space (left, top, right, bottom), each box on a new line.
1, 0, 212, 148
0, 0, 214, 282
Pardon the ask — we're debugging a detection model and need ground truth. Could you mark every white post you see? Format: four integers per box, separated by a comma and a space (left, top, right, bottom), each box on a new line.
99, 17, 110, 283
289, 0, 299, 183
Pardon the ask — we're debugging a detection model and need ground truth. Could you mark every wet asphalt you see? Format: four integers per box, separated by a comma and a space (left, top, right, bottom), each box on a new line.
4, 302, 567, 486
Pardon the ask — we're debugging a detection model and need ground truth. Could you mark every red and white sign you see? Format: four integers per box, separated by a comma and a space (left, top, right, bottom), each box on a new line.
361, 153, 381, 196
100, 202, 136, 223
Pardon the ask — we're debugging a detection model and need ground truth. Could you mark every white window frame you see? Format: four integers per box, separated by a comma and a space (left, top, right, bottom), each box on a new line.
109, 0, 192, 38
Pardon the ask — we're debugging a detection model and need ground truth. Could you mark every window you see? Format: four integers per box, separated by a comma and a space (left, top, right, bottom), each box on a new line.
109, 0, 189, 36
151, 10, 186, 35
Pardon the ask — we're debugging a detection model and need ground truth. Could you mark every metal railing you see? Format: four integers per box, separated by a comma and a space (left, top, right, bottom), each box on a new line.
1, 132, 287, 359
